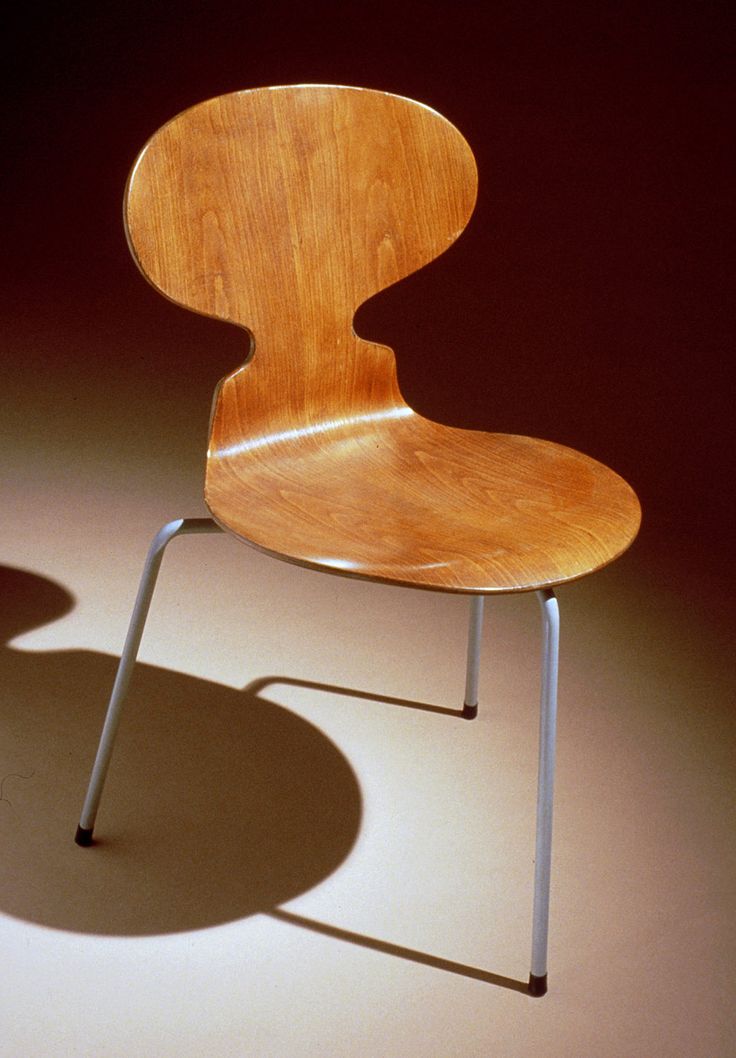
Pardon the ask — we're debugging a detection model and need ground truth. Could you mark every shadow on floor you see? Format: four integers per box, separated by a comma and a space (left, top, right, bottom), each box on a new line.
0, 564, 528, 993
248, 675, 473, 719
268, 908, 529, 994
0, 565, 362, 936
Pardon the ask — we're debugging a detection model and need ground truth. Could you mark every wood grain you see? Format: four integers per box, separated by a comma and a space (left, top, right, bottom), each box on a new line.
125, 85, 640, 593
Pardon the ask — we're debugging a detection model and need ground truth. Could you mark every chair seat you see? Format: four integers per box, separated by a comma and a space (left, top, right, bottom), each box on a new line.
205, 404, 640, 594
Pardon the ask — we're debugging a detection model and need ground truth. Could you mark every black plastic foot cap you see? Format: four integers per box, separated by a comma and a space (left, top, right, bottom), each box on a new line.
528, 973, 548, 997
75, 825, 94, 847
462, 702, 478, 720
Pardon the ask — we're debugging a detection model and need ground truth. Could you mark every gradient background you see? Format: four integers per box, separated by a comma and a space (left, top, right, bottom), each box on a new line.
2, 3, 734, 1056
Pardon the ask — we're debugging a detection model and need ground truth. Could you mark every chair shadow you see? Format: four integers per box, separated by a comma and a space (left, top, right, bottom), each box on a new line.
0, 565, 362, 936
0, 565, 527, 993
268, 909, 529, 993
248, 678, 528, 994
247, 674, 472, 719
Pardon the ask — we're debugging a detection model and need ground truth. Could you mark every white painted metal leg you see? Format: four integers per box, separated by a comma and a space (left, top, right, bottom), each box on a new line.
529, 588, 560, 996
75, 517, 223, 845
463, 595, 485, 718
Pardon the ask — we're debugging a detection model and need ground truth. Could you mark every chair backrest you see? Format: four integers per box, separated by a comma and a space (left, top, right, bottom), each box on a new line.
124, 85, 478, 435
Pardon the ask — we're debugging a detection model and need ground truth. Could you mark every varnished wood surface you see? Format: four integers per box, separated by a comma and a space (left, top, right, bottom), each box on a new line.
125, 85, 640, 593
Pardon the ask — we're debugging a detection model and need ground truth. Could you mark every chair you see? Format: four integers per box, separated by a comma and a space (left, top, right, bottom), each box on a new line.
74, 85, 640, 997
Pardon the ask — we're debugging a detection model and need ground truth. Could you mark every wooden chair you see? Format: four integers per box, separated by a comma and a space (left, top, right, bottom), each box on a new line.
75, 85, 640, 996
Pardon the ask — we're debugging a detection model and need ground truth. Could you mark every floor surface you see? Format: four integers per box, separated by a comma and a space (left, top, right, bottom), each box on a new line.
1, 346, 734, 1057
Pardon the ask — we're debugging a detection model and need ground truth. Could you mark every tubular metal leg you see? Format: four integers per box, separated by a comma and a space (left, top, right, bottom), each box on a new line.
463, 595, 485, 719
529, 588, 560, 996
74, 517, 223, 846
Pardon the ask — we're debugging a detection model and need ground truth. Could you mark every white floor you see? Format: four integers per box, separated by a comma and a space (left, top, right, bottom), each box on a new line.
1, 344, 734, 1056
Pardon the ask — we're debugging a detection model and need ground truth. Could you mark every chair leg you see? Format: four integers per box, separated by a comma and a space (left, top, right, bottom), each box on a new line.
74, 517, 223, 846
529, 588, 560, 996
463, 595, 485, 718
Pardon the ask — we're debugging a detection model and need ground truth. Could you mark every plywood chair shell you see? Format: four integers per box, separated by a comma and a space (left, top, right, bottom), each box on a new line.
125, 86, 477, 420
124, 85, 640, 594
